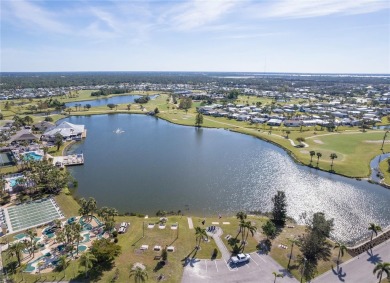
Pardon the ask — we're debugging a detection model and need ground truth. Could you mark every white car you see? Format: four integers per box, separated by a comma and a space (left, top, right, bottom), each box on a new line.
231, 253, 250, 264
120, 222, 128, 228
118, 227, 126, 234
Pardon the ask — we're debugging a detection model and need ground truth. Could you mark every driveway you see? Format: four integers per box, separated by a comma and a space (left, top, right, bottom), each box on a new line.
182, 251, 298, 283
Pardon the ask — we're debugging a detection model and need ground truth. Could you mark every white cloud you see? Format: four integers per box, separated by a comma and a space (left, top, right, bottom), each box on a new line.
3, 0, 70, 34
167, 0, 240, 30
259, 0, 389, 19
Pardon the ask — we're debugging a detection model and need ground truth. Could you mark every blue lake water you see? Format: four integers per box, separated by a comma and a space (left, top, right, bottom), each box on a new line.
64, 94, 158, 108
65, 114, 390, 244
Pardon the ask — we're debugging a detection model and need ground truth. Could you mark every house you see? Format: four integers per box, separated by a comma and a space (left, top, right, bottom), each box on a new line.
267, 119, 283, 126
284, 120, 301, 127
42, 121, 85, 141
33, 121, 55, 132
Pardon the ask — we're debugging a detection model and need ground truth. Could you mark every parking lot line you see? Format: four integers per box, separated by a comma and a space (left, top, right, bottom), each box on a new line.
250, 256, 259, 266
205, 260, 207, 272
255, 253, 266, 263
214, 260, 219, 272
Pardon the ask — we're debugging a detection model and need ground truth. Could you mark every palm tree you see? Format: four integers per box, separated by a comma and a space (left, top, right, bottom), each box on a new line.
7, 241, 26, 266
87, 197, 97, 221
368, 223, 382, 247
373, 262, 390, 283
316, 152, 322, 167
79, 252, 96, 278
129, 266, 148, 283
309, 151, 315, 164
236, 211, 247, 221
330, 153, 338, 171
194, 226, 208, 250
57, 255, 69, 276
272, 271, 284, 283
334, 241, 347, 265
287, 237, 299, 269
242, 221, 257, 252
26, 229, 37, 258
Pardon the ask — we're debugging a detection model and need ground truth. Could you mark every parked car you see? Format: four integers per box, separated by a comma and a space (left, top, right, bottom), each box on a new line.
118, 227, 126, 234
120, 222, 128, 228
231, 253, 250, 264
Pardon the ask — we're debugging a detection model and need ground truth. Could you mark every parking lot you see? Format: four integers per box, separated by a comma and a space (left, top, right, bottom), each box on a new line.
182, 252, 298, 283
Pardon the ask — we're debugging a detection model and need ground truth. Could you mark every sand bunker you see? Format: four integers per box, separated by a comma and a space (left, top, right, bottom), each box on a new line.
313, 140, 324, 144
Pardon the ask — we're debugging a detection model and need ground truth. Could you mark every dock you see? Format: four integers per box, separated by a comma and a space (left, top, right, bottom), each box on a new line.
52, 153, 84, 167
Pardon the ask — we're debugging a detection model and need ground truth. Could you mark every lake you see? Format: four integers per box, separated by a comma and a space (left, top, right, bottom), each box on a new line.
65, 114, 390, 244
64, 94, 158, 108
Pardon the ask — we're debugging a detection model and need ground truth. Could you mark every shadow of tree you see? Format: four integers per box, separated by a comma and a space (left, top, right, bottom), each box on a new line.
366, 250, 382, 265
331, 265, 347, 282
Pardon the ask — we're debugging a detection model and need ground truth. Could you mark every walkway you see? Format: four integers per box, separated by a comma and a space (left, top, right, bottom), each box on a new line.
187, 217, 194, 229
209, 227, 231, 262
313, 239, 390, 283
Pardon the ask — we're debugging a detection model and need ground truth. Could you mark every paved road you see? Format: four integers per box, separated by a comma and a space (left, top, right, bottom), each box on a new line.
313, 239, 390, 283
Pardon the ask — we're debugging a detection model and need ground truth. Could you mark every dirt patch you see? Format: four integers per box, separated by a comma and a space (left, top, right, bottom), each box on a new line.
313, 139, 324, 144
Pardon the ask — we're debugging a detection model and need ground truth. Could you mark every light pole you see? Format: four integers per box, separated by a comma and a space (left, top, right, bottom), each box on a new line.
300, 257, 307, 283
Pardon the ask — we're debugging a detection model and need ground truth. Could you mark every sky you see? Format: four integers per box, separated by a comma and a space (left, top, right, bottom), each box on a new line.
1, 0, 389, 73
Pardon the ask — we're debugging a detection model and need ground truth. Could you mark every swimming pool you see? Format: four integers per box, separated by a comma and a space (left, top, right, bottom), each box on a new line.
23, 152, 43, 161
9, 178, 21, 187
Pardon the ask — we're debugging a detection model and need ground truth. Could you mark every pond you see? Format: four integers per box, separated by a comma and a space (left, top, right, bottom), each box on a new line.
65, 114, 390, 244
64, 94, 159, 108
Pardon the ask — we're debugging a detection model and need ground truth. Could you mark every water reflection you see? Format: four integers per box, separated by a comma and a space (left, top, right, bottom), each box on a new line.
66, 114, 390, 244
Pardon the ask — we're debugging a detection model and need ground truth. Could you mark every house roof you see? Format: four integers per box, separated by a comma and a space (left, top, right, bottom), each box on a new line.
43, 121, 85, 138
12, 133, 39, 141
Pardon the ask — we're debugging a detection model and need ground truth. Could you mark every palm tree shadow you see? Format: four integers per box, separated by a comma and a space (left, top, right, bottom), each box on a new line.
331, 265, 347, 282
366, 250, 382, 265
279, 268, 294, 279
181, 247, 199, 267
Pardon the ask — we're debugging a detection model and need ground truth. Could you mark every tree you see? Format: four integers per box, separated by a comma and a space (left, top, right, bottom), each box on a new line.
179, 97, 192, 112
272, 191, 288, 225
262, 220, 276, 239
298, 212, 334, 281
154, 107, 159, 114
309, 151, 316, 165
368, 223, 382, 246
85, 104, 91, 111
127, 104, 131, 111
26, 228, 37, 258
195, 113, 203, 127
7, 241, 26, 266
79, 252, 97, 278
316, 152, 322, 167
227, 89, 240, 99
285, 130, 291, 139
23, 115, 33, 125
272, 271, 284, 283
107, 103, 116, 110
90, 238, 121, 263
329, 153, 338, 171
129, 266, 148, 283
242, 221, 257, 252
54, 132, 63, 151
287, 237, 299, 269
334, 241, 347, 265
56, 255, 69, 276
373, 262, 390, 283
194, 226, 208, 250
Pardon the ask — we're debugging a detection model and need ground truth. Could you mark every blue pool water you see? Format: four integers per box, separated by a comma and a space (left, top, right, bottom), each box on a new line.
24, 152, 43, 161
9, 178, 21, 187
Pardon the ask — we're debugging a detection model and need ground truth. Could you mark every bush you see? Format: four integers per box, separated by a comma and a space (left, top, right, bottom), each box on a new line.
112, 231, 118, 238
113, 238, 118, 243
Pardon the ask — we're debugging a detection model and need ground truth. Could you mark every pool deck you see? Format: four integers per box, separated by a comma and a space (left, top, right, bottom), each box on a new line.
51, 153, 84, 167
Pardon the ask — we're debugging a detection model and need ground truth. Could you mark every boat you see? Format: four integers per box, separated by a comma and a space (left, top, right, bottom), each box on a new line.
114, 128, 125, 134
